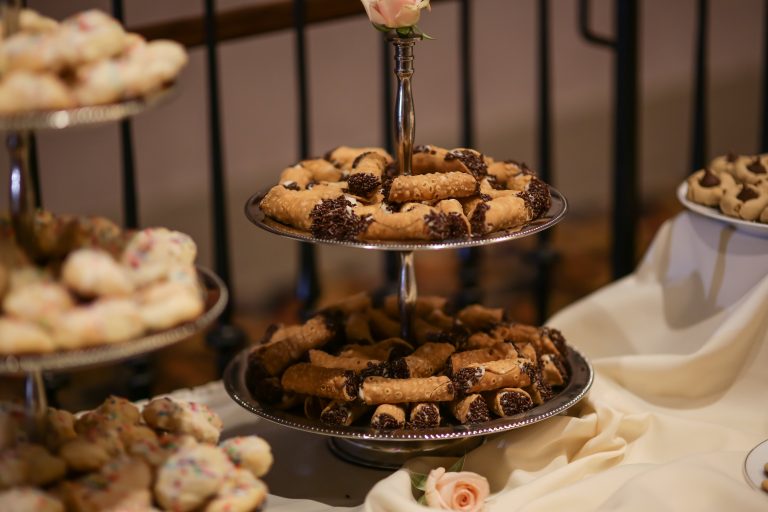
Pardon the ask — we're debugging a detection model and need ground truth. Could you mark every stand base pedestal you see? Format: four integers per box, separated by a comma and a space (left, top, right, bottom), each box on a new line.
328, 436, 485, 469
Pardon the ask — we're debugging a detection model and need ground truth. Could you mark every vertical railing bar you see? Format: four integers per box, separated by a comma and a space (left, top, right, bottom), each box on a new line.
535, 0, 554, 325
761, 0, 768, 152
611, 0, 638, 279
382, 38, 398, 290
27, 132, 41, 208
112, 0, 139, 228
203, 0, 233, 317
691, 0, 708, 173
457, 0, 481, 307
293, 0, 320, 316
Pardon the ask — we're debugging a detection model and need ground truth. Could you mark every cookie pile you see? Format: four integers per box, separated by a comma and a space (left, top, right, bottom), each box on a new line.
0, 395, 272, 511
245, 293, 570, 429
0, 8, 187, 114
685, 153, 768, 223
259, 145, 552, 241
0, 211, 205, 354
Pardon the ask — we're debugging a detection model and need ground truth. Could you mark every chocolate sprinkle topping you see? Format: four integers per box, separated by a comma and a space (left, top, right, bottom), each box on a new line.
372, 413, 403, 430
470, 202, 490, 236
413, 144, 434, 155
746, 158, 766, 175
347, 173, 381, 197
445, 149, 488, 180
453, 366, 484, 394
737, 185, 759, 202
726, 152, 737, 163
479, 193, 492, 202
309, 197, 372, 241
320, 404, 351, 426
351, 151, 373, 169
282, 182, 300, 191
699, 169, 721, 188
498, 390, 533, 415
465, 396, 490, 423
410, 403, 440, 429
343, 371, 360, 399
486, 175, 507, 190
424, 212, 468, 240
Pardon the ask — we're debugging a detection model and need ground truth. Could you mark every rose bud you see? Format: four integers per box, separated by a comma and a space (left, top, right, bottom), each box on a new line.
361, 0, 430, 29
424, 466, 490, 512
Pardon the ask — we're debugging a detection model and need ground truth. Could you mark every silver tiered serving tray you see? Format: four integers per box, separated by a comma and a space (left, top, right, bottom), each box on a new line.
224, 345, 593, 469
245, 186, 567, 252
0, 266, 227, 375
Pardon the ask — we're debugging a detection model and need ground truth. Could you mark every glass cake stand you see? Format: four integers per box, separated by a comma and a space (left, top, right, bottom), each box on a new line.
0, 267, 228, 438
224, 344, 593, 469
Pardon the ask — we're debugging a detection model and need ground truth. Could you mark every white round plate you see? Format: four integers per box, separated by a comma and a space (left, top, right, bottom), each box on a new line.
744, 438, 768, 492
677, 182, 768, 238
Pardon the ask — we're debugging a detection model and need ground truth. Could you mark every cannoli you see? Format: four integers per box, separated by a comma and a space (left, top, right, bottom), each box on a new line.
685, 168, 736, 206
309, 196, 372, 241
483, 388, 533, 417
457, 304, 504, 330
425, 308, 455, 330
414, 317, 445, 345
399, 342, 456, 378
513, 342, 538, 364
302, 158, 344, 182
322, 291, 371, 316
435, 199, 472, 237
409, 402, 441, 429
319, 401, 368, 427
487, 324, 562, 356
468, 194, 529, 235
339, 337, 413, 361
281, 363, 359, 402
448, 343, 518, 375
304, 396, 329, 419
452, 358, 533, 394
260, 184, 345, 231
308, 349, 381, 371
465, 331, 498, 349
540, 353, 567, 387
247, 314, 338, 378
324, 146, 393, 170
279, 159, 343, 190
386, 172, 478, 203
368, 308, 401, 339
382, 294, 448, 319
359, 376, 455, 405
412, 146, 488, 180
450, 394, 490, 424
486, 160, 530, 188
278, 164, 312, 190
525, 367, 554, 405
347, 152, 389, 197
363, 203, 465, 240
734, 156, 768, 185
370, 404, 406, 429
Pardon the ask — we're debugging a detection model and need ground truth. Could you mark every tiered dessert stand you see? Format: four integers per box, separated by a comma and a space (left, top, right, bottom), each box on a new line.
227, 35, 593, 468
0, 4, 227, 437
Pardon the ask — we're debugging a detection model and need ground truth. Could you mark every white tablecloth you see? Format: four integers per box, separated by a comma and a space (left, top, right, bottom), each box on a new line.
196, 211, 768, 511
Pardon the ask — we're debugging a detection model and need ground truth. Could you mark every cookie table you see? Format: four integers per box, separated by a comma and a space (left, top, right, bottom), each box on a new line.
178, 209, 768, 510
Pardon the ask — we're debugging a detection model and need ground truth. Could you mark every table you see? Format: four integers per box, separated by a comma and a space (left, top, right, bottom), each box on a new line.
188, 211, 768, 511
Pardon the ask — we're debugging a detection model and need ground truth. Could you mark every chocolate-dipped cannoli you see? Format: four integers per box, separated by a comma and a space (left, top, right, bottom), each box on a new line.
278, 164, 312, 190
409, 402, 441, 429
685, 168, 736, 206
487, 324, 562, 357
540, 354, 567, 387
339, 338, 413, 361
382, 294, 448, 319
260, 184, 345, 230
452, 359, 533, 394
359, 376, 455, 405
304, 396, 329, 419
347, 152, 388, 197
400, 342, 456, 378
465, 331, 498, 349
414, 317, 444, 345
468, 194, 530, 236
320, 401, 369, 426
362, 203, 461, 241
457, 304, 504, 330
344, 311, 374, 344
308, 349, 381, 372
518, 175, 552, 218
483, 388, 533, 417
386, 172, 478, 203
513, 342, 537, 364
309, 196, 373, 241
301, 158, 343, 182
281, 363, 359, 402
248, 314, 338, 378
324, 146, 393, 170
435, 199, 472, 237
370, 404, 406, 429
412, 146, 488, 180
450, 394, 490, 424
369, 308, 401, 339
322, 291, 371, 316
425, 308, 455, 330
486, 160, 529, 188
525, 367, 554, 405
448, 343, 518, 375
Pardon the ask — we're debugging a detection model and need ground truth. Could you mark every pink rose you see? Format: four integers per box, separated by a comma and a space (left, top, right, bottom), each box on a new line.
423, 467, 489, 512
361, 0, 430, 29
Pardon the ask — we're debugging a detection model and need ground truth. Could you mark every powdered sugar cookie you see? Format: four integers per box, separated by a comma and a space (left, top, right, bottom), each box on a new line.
220, 436, 273, 478
0, 487, 64, 512
0, 317, 55, 354
204, 468, 268, 512
49, 298, 143, 349
142, 398, 223, 444
57, 10, 127, 68
154, 444, 233, 512
62, 248, 134, 298
0, 71, 74, 113
121, 228, 197, 287
2, 281, 74, 328
136, 279, 203, 331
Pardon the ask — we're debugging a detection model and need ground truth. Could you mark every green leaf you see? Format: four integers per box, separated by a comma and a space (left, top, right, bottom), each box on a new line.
417, 494, 428, 505
410, 472, 428, 491
448, 455, 465, 473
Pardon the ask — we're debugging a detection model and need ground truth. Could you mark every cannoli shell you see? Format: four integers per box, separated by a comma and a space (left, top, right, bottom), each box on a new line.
453, 358, 532, 394
387, 172, 478, 203
483, 388, 533, 417
403, 342, 456, 377
281, 363, 358, 402
359, 376, 455, 405
449, 343, 518, 374
457, 304, 504, 330
260, 184, 344, 230
409, 402, 441, 429
249, 315, 336, 377
450, 394, 490, 424
320, 401, 368, 426
339, 338, 413, 361
308, 349, 381, 372
370, 404, 406, 429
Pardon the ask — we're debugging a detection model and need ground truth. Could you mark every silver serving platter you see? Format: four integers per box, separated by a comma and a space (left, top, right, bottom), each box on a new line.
244, 186, 567, 251
0, 267, 227, 374
0, 87, 175, 131
224, 345, 593, 442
